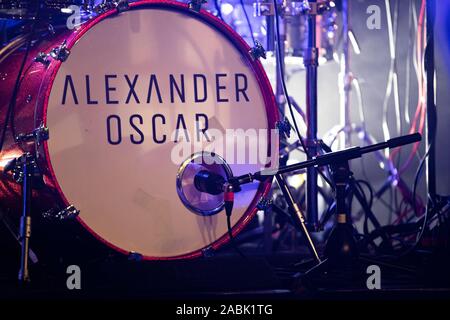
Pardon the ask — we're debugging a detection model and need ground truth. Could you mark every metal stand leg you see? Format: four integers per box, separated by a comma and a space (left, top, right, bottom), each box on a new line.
304, 0, 320, 230
18, 154, 34, 283
425, 0, 437, 204
275, 174, 321, 263
0, 209, 38, 266
339, 0, 352, 148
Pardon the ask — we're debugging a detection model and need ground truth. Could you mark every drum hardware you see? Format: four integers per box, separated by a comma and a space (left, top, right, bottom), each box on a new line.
337, 0, 351, 149
201, 246, 215, 258
128, 252, 143, 261
188, 0, 207, 13
114, 0, 129, 13
299, 0, 320, 231
256, 196, 272, 211
286, 0, 332, 16
15, 123, 49, 145
254, 0, 332, 18
0, 1, 90, 20
10, 153, 37, 283
42, 205, 80, 221
253, 1, 274, 17
275, 118, 292, 139
49, 40, 70, 62
266, 0, 336, 231
34, 40, 70, 65
93, 0, 128, 14
248, 40, 266, 60
254, 0, 337, 58
3, 152, 43, 185
15, 123, 49, 159
34, 52, 51, 66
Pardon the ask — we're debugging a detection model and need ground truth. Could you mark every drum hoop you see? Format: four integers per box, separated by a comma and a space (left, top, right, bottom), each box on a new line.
41, 0, 279, 260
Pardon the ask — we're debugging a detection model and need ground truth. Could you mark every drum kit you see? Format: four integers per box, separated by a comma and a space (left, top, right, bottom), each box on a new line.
0, 0, 422, 286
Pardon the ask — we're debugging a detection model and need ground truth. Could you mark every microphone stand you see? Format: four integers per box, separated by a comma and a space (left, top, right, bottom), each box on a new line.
425, 0, 437, 206
226, 133, 421, 274
304, 0, 320, 231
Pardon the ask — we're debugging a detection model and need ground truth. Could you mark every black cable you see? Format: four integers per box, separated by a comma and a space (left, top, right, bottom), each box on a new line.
382, 143, 432, 257
239, 0, 255, 45
214, 0, 224, 21
226, 214, 247, 259
224, 191, 246, 258
272, 0, 308, 155
226, 214, 233, 240
356, 179, 374, 209
410, 145, 431, 248
0, 22, 36, 154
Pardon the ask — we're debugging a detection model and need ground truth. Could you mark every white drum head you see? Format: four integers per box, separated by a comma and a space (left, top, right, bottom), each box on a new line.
45, 4, 277, 258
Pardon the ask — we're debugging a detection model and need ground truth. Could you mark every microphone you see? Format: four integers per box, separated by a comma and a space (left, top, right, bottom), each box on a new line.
194, 170, 226, 195
387, 133, 421, 149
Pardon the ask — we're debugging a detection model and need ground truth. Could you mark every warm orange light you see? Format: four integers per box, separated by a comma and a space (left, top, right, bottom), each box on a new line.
0, 151, 22, 171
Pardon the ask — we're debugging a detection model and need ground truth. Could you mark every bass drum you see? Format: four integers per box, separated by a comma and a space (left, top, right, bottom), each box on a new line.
0, 0, 278, 260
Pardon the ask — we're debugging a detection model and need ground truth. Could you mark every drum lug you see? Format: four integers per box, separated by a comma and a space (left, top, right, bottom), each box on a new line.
257, 197, 273, 211
35, 40, 70, 66
16, 123, 49, 159
94, 0, 129, 15
249, 40, 266, 60
4, 153, 38, 184
42, 205, 80, 221
188, 0, 207, 13
34, 52, 51, 66
128, 252, 143, 261
276, 118, 291, 138
201, 246, 214, 258
115, 0, 129, 13
49, 40, 70, 62
94, 2, 113, 14
16, 123, 49, 145
254, 1, 275, 17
